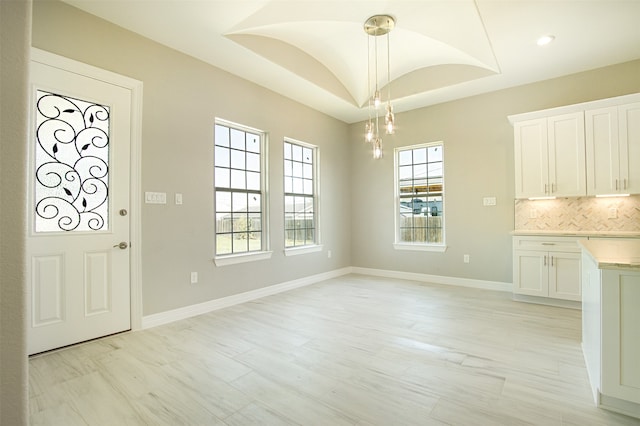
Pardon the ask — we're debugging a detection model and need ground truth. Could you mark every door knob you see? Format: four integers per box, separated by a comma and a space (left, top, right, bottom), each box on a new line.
114, 242, 128, 250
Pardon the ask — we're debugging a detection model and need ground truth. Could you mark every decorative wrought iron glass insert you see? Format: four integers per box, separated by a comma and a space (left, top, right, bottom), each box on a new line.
214, 122, 264, 255
34, 90, 110, 232
284, 140, 316, 248
397, 143, 444, 244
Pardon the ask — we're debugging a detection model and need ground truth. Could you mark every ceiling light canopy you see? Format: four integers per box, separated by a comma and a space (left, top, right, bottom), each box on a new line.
536, 35, 555, 46
364, 14, 396, 159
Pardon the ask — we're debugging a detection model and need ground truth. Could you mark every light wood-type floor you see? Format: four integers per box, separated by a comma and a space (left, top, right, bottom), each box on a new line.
29, 274, 640, 425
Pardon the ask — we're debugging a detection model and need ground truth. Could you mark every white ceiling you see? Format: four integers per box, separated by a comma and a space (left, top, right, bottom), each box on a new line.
62, 0, 640, 123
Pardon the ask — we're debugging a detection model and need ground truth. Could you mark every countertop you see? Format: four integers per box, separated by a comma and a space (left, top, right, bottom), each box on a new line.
512, 230, 640, 238
578, 239, 640, 270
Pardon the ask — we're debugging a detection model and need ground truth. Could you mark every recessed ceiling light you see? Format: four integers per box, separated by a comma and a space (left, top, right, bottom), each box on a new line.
537, 35, 555, 46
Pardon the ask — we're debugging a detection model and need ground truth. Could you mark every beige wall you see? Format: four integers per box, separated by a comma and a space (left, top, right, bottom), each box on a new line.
349, 60, 640, 284
32, 0, 352, 316
0, 0, 31, 423
30, 0, 640, 300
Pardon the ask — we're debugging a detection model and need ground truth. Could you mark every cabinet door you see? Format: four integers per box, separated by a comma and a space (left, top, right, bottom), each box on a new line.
548, 251, 581, 301
581, 251, 601, 404
515, 119, 548, 198
586, 107, 619, 195
618, 102, 640, 194
513, 250, 547, 296
547, 113, 586, 197
601, 269, 640, 404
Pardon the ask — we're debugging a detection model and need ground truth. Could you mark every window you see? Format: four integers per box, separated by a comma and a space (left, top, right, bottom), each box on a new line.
395, 142, 445, 251
284, 139, 319, 251
214, 120, 268, 261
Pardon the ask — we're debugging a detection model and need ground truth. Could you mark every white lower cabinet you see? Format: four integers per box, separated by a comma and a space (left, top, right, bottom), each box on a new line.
513, 236, 581, 302
582, 251, 640, 418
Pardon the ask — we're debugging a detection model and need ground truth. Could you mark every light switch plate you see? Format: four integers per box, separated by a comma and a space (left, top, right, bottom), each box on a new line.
483, 197, 497, 206
175, 193, 183, 205
608, 207, 618, 219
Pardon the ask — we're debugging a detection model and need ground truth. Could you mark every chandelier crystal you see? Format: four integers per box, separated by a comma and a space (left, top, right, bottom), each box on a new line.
364, 14, 396, 159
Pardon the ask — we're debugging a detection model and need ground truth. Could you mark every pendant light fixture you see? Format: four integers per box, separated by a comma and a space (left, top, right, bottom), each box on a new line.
364, 14, 395, 159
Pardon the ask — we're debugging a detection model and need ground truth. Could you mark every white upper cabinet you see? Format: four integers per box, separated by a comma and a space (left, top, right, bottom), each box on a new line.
586, 102, 640, 195
510, 93, 640, 199
514, 118, 547, 198
514, 112, 585, 199
548, 113, 587, 197
620, 103, 640, 195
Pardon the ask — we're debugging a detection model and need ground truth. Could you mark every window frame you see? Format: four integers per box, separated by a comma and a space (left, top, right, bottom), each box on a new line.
393, 141, 447, 252
213, 118, 271, 266
283, 137, 322, 256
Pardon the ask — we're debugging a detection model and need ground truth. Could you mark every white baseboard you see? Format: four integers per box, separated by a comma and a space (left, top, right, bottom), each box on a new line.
142, 266, 512, 329
141, 267, 352, 329
512, 293, 581, 309
599, 392, 640, 420
350, 267, 513, 292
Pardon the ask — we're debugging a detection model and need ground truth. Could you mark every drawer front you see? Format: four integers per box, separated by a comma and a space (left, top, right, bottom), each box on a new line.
513, 236, 580, 252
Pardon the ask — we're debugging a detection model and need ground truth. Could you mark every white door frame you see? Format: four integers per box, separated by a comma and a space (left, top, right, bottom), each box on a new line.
31, 48, 144, 330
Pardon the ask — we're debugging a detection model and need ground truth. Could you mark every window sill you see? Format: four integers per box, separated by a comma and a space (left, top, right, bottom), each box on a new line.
393, 243, 448, 253
284, 244, 324, 257
214, 251, 273, 266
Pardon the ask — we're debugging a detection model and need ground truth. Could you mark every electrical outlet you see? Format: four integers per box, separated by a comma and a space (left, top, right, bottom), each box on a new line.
327, 250, 332, 259
608, 208, 618, 219
463, 254, 470, 263
175, 193, 183, 205
190, 272, 198, 284
529, 209, 537, 219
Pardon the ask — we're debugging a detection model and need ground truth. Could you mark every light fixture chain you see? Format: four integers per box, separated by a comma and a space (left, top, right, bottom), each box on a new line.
387, 29, 391, 101
374, 21, 379, 95
363, 14, 396, 158
367, 35, 372, 120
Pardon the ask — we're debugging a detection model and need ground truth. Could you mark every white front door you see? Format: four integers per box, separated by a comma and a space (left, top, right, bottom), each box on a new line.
27, 58, 132, 355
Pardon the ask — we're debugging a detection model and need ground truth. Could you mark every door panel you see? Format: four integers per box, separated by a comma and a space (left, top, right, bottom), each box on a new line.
84, 251, 111, 316
27, 60, 132, 355
548, 252, 581, 301
514, 119, 548, 198
31, 254, 65, 326
514, 250, 547, 296
548, 112, 585, 197
586, 107, 619, 195
619, 102, 640, 194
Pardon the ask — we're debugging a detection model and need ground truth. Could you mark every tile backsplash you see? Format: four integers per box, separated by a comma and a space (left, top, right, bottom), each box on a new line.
515, 195, 640, 232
